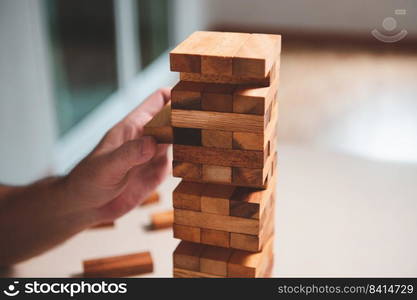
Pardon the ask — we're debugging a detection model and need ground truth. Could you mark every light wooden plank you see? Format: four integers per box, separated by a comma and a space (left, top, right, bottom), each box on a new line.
173, 181, 204, 211
201, 32, 250, 76
202, 165, 232, 184
202, 130, 233, 149
200, 245, 233, 276
201, 228, 230, 248
173, 145, 264, 168
150, 210, 173, 230
233, 33, 281, 78
174, 209, 259, 235
173, 241, 205, 271
201, 183, 235, 215
83, 252, 153, 277
172, 161, 202, 180
173, 224, 201, 243
172, 109, 265, 133
173, 267, 225, 278
170, 31, 221, 73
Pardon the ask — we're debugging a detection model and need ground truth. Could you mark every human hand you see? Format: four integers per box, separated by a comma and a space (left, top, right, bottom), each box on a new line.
64, 88, 171, 223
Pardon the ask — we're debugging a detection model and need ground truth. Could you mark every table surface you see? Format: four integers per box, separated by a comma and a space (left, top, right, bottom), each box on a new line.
2, 144, 417, 278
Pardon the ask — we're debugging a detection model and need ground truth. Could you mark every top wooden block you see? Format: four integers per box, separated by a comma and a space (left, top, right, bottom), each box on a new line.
170, 31, 281, 78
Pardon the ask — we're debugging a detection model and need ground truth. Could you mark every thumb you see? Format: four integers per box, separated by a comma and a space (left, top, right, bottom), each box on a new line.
104, 136, 157, 179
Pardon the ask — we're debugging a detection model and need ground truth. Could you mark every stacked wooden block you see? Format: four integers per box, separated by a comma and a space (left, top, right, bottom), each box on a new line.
169, 31, 281, 278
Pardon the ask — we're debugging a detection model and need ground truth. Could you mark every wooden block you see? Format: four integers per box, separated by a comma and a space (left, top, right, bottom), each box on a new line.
140, 192, 159, 206
231, 171, 276, 219
201, 32, 250, 76
173, 224, 201, 243
230, 187, 261, 219
171, 81, 203, 110
180, 71, 271, 86
174, 209, 259, 235
173, 267, 225, 278
201, 183, 235, 215
202, 92, 233, 112
201, 228, 230, 248
232, 167, 265, 186
202, 130, 232, 149
172, 109, 265, 133
83, 251, 153, 277
173, 127, 201, 146
173, 241, 204, 271
202, 165, 232, 184
233, 33, 281, 78
143, 103, 172, 143
173, 145, 264, 168
173, 161, 202, 180
227, 236, 273, 278
90, 221, 115, 229
233, 72, 278, 115
150, 210, 173, 230
172, 181, 204, 211
232, 132, 263, 151
230, 232, 260, 253
200, 245, 233, 276
170, 31, 221, 73
230, 203, 274, 252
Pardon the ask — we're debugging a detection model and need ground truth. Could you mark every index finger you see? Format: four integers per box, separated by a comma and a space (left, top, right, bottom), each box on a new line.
124, 87, 171, 129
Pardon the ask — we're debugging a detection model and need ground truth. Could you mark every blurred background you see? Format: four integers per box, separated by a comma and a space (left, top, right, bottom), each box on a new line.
0, 0, 416, 184
1, 0, 417, 277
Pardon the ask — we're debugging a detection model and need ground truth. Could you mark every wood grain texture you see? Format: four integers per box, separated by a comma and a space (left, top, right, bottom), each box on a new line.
233, 72, 278, 115
233, 33, 281, 78
170, 31, 280, 78
202, 130, 232, 149
172, 109, 265, 133
150, 210, 173, 230
201, 32, 250, 76
201, 228, 230, 248
202, 92, 233, 112
173, 241, 205, 272
227, 235, 274, 278
173, 224, 201, 243
180, 71, 271, 86
173, 267, 225, 278
173, 145, 264, 168
202, 165, 232, 184
174, 209, 259, 235
143, 103, 172, 143
173, 161, 202, 180
173, 181, 204, 211
200, 245, 233, 276
232, 132, 264, 150
83, 252, 153, 277
170, 31, 221, 73
201, 183, 235, 215
171, 81, 204, 110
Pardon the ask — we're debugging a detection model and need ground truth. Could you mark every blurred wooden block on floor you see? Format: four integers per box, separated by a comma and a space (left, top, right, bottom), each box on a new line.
83, 251, 153, 277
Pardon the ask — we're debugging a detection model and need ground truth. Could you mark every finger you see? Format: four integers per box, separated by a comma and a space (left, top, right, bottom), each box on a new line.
102, 136, 157, 180
123, 87, 171, 130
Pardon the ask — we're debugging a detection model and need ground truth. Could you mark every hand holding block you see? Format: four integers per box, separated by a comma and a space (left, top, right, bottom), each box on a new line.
143, 103, 172, 143
83, 252, 153, 277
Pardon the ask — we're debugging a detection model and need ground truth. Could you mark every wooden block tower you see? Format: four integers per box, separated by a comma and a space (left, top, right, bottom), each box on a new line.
169, 31, 280, 278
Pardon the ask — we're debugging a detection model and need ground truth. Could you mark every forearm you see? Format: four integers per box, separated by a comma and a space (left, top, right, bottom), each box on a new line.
0, 177, 100, 266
